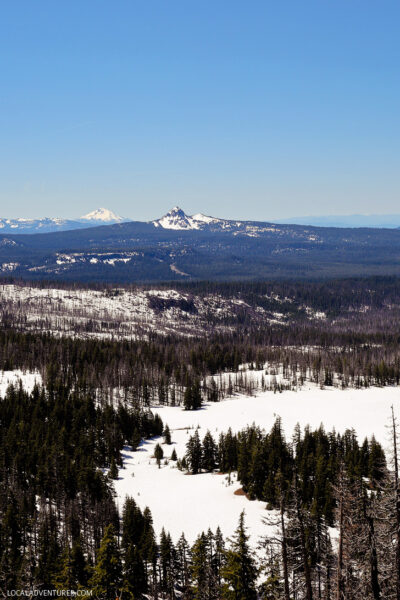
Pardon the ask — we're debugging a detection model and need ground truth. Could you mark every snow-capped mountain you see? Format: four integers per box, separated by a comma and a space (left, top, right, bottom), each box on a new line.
0, 217, 75, 234
80, 208, 126, 223
0, 208, 128, 234
152, 206, 283, 236
152, 206, 221, 230
2, 205, 400, 283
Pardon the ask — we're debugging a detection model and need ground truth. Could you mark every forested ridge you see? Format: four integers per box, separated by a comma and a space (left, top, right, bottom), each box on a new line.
2, 277, 400, 597
3, 277, 400, 397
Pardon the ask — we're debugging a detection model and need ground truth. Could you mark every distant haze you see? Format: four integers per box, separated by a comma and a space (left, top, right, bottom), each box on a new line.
274, 214, 400, 229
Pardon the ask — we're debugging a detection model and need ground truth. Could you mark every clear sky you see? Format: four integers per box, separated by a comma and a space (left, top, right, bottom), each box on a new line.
0, 1, 399, 220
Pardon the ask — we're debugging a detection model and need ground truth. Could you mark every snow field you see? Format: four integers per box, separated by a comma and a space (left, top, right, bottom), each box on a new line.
0, 370, 42, 397
114, 384, 400, 546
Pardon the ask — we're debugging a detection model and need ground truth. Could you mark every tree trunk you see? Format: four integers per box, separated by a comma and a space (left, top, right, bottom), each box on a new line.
336, 486, 344, 600
392, 406, 400, 600
295, 490, 313, 600
366, 512, 381, 600
280, 497, 291, 600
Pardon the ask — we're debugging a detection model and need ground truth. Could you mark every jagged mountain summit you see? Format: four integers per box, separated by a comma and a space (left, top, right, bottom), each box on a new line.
151, 206, 280, 235
152, 206, 220, 230
0, 208, 127, 234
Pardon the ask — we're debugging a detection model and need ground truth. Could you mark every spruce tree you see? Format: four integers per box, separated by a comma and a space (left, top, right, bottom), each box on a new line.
163, 424, 172, 445
184, 379, 202, 410
122, 544, 147, 599
222, 512, 257, 600
109, 456, 118, 480
186, 430, 203, 474
213, 526, 225, 591
159, 528, 176, 598
53, 542, 89, 590
202, 431, 217, 472
154, 443, 164, 468
131, 427, 142, 450
89, 524, 122, 599
176, 533, 192, 596
191, 532, 209, 600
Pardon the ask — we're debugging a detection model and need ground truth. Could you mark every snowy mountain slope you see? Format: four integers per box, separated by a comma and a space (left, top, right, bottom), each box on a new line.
0, 216, 82, 234
0, 283, 296, 339
152, 206, 223, 230
151, 206, 293, 237
3, 279, 398, 341
80, 207, 126, 223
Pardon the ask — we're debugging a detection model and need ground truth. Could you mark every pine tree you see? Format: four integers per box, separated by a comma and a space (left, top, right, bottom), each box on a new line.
259, 551, 285, 600
186, 431, 203, 475
140, 508, 158, 600
222, 512, 257, 600
53, 542, 89, 590
213, 527, 225, 593
159, 529, 176, 599
184, 379, 202, 410
202, 431, 217, 472
261, 476, 290, 600
89, 524, 122, 599
122, 497, 146, 550
163, 425, 172, 445
35, 512, 61, 590
122, 544, 147, 599
154, 443, 164, 469
109, 456, 118, 480
191, 532, 209, 600
176, 533, 191, 597
131, 427, 142, 450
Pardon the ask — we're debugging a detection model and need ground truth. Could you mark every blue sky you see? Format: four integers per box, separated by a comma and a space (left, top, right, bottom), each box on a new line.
0, 1, 399, 220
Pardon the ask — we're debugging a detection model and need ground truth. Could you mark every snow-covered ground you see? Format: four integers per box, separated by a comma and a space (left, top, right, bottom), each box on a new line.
0, 284, 283, 339
114, 384, 400, 546
0, 369, 42, 396
0, 283, 325, 340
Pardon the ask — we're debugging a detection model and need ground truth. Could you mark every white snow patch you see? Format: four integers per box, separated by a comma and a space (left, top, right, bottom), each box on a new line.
115, 385, 399, 546
0, 370, 42, 396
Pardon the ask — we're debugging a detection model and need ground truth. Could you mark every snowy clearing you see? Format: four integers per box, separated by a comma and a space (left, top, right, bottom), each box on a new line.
0, 370, 42, 396
114, 384, 400, 546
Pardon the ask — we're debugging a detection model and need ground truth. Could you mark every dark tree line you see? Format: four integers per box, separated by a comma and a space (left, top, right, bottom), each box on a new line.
184, 420, 385, 525
0, 382, 162, 593
3, 277, 400, 405
1, 325, 400, 417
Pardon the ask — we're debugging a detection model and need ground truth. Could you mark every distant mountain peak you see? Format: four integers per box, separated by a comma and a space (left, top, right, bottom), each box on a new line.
153, 207, 221, 230
80, 208, 124, 222
153, 207, 195, 230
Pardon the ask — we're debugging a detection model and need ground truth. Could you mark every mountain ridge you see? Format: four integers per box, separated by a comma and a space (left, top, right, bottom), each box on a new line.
2, 205, 400, 235
1, 207, 400, 282
0, 207, 128, 234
